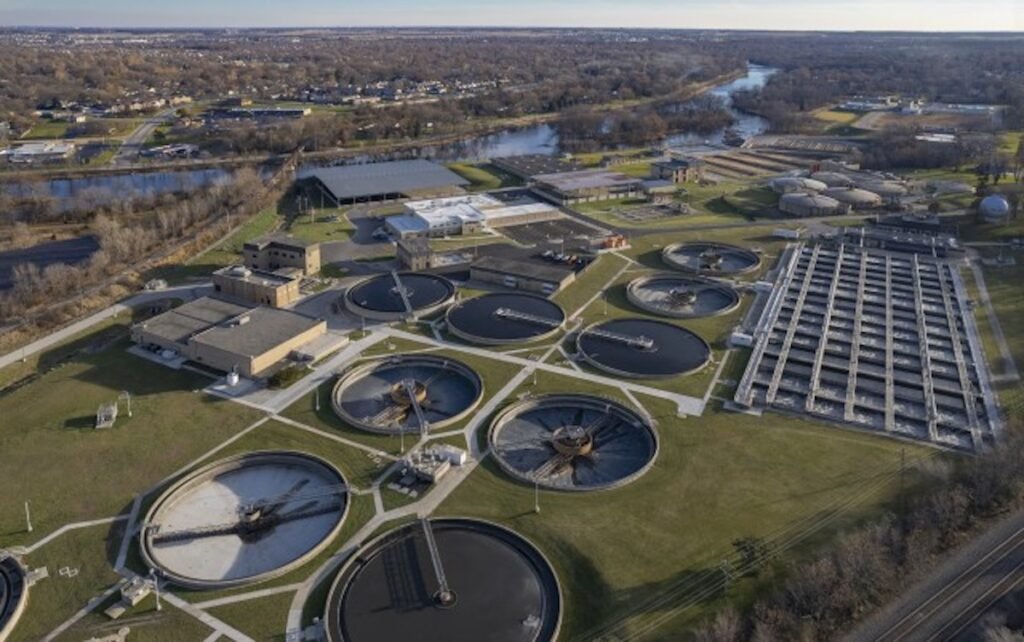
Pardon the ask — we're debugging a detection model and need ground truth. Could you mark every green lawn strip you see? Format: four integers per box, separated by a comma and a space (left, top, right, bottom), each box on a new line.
10, 525, 122, 642
0, 315, 131, 390
552, 253, 630, 315
0, 341, 261, 547
286, 207, 354, 244
438, 393, 936, 640
446, 162, 506, 191
206, 590, 294, 642
56, 595, 214, 642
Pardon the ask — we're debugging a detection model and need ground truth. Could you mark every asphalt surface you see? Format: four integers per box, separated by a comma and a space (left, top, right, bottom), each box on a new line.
0, 235, 100, 290
847, 509, 1024, 642
112, 108, 176, 165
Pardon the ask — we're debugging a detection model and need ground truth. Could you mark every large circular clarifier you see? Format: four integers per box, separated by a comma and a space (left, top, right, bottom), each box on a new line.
490, 394, 658, 491
0, 554, 27, 641
446, 293, 566, 345
325, 518, 561, 642
331, 355, 483, 434
577, 318, 711, 378
344, 272, 455, 320
141, 451, 349, 589
627, 274, 740, 318
662, 242, 760, 276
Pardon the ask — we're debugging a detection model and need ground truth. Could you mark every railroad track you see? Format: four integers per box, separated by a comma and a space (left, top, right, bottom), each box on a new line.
866, 523, 1024, 642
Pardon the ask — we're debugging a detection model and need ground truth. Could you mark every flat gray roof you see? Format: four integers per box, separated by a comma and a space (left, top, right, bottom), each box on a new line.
214, 265, 296, 287
136, 297, 252, 346
532, 169, 642, 194
308, 160, 469, 201
191, 306, 322, 357
471, 256, 574, 284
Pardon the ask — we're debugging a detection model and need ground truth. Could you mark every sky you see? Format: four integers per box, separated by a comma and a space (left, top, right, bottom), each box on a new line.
0, 0, 1020, 31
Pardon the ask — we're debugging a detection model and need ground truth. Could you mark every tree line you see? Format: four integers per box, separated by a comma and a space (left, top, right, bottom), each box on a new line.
693, 420, 1024, 642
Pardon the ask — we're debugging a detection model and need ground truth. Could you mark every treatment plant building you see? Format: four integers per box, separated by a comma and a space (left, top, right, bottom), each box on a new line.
131, 297, 327, 378
306, 159, 470, 205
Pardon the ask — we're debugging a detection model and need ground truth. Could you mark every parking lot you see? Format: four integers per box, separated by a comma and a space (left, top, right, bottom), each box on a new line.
498, 216, 610, 249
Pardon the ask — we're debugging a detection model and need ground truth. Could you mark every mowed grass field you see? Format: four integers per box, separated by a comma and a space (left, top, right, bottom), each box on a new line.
439, 394, 936, 640
0, 331, 261, 547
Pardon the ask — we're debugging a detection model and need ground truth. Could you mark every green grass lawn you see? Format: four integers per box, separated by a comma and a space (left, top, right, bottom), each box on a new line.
285, 208, 355, 244
208, 591, 293, 642
22, 120, 70, 139
11, 525, 122, 642
57, 596, 214, 642
439, 395, 937, 640
447, 162, 509, 191
553, 253, 630, 316
0, 334, 262, 547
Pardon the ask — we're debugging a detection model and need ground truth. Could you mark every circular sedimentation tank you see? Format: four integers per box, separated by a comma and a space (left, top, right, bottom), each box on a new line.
331, 355, 483, 434
0, 554, 27, 641
344, 272, 455, 320
626, 274, 740, 319
446, 293, 566, 345
662, 241, 761, 276
577, 318, 711, 378
141, 451, 349, 590
489, 394, 659, 491
325, 518, 561, 642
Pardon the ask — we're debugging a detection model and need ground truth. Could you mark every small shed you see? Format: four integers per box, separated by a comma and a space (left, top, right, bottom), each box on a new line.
95, 402, 118, 429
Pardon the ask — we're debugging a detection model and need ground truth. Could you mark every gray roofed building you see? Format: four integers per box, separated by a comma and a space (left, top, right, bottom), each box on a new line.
134, 297, 251, 347
531, 169, 644, 205
470, 255, 577, 295
190, 306, 323, 357
131, 297, 327, 378
305, 160, 470, 204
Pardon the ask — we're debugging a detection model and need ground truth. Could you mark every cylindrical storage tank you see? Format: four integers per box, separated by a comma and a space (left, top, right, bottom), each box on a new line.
980, 194, 1011, 222
811, 171, 854, 188
779, 192, 842, 217
770, 177, 828, 195
857, 180, 908, 201
823, 186, 883, 210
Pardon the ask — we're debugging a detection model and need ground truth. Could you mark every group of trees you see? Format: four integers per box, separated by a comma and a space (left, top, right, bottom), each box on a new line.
693, 422, 1024, 641
723, 33, 1024, 134
557, 94, 733, 152
0, 168, 265, 321
0, 29, 741, 137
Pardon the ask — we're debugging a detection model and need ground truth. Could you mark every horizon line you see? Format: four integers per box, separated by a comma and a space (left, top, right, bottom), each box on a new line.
1, 24, 1021, 34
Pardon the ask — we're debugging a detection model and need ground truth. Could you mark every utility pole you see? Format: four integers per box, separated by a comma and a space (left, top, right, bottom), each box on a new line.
24, 501, 32, 533
150, 569, 162, 612
534, 477, 540, 514
898, 447, 907, 530
315, 387, 320, 412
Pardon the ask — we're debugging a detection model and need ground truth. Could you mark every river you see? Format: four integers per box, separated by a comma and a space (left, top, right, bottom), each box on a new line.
10, 63, 775, 205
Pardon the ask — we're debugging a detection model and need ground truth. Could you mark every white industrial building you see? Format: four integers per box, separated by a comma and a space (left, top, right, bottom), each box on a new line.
386, 194, 561, 239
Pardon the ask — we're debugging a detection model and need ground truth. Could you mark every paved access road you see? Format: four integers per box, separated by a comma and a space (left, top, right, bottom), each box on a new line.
111, 108, 176, 165
847, 509, 1024, 642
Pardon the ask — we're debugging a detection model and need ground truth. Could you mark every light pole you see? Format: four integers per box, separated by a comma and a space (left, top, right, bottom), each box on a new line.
150, 569, 162, 612
24, 501, 32, 533
314, 387, 320, 412
533, 477, 540, 514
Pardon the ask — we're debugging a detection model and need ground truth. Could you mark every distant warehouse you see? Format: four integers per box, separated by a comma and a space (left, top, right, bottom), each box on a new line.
531, 169, 644, 206
305, 160, 470, 205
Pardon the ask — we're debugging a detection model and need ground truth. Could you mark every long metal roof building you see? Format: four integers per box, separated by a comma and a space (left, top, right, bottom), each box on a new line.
305, 160, 470, 204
